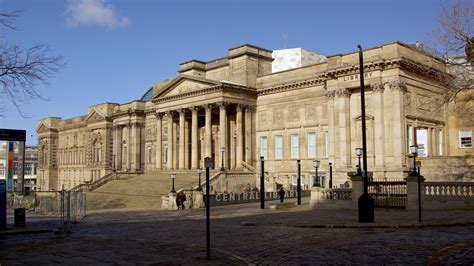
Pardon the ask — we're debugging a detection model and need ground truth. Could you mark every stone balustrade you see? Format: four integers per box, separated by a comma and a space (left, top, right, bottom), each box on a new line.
424, 182, 473, 198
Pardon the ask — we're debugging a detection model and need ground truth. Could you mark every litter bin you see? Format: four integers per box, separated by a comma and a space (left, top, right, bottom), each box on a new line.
14, 208, 26, 228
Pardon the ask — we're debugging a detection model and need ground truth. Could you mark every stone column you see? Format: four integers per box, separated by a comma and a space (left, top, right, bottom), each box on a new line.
204, 104, 212, 158
185, 117, 190, 169
116, 125, 123, 171
166, 112, 174, 170
244, 106, 252, 163
178, 109, 186, 169
173, 118, 178, 170
389, 81, 407, 167
371, 83, 385, 169
131, 122, 141, 171
236, 104, 244, 168
325, 91, 336, 164
218, 102, 228, 169
191, 107, 199, 169
336, 89, 351, 167
155, 113, 163, 170
127, 124, 131, 171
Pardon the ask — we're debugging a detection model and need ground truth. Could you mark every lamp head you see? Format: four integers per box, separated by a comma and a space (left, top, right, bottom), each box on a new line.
221, 147, 225, 152
355, 147, 363, 157
410, 145, 418, 155
170, 173, 176, 179
313, 160, 320, 168
197, 168, 202, 175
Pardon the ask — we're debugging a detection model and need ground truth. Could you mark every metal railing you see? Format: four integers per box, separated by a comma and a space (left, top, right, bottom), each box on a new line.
368, 179, 407, 209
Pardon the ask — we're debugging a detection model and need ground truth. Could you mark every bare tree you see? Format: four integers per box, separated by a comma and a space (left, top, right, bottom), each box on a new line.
0, 11, 64, 117
430, 0, 473, 104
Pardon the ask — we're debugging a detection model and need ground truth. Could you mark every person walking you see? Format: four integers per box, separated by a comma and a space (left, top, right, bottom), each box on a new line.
180, 192, 187, 210
278, 187, 286, 203
175, 193, 182, 210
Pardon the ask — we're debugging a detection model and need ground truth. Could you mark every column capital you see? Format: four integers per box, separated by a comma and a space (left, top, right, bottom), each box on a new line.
386, 80, 407, 91
203, 104, 214, 111
177, 108, 187, 115
191, 106, 200, 113
336, 88, 351, 98
370, 82, 384, 93
236, 103, 247, 112
325, 90, 336, 99
217, 102, 229, 110
154, 112, 164, 119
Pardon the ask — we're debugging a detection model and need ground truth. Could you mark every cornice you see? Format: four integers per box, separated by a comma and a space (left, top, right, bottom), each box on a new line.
152, 84, 257, 104
257, 57, 449, 96
405, 114, 446, 126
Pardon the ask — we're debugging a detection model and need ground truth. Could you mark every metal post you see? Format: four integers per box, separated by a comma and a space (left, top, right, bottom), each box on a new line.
329, 163, 333, 189
205, 165, 210, 260
297, 160, 301, 205
0, 180, 6, 230
220, 147, 225, 171
171, 178, 175, 193
357, 44, 374, 223
260, 156, 265, 209
66, 190, 71, 233
418, 171, 422, 223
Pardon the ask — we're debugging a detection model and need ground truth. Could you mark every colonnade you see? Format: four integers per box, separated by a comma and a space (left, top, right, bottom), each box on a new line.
155, 102, 253, 170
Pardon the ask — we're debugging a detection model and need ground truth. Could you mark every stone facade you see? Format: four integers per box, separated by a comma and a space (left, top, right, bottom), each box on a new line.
37, 42, 473, 191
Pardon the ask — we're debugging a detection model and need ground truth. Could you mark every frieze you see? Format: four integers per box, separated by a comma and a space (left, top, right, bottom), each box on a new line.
288, 106, 300, 122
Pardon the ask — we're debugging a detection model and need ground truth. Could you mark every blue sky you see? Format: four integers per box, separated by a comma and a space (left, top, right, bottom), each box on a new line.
0, 0, 442, 144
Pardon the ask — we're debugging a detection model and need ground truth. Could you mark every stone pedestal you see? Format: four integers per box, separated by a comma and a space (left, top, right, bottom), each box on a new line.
309, 186, 323, 209
167, 192, 178, 210
406, 173, 425, 211
349, 173, 363, 210
193, 190, 205, 209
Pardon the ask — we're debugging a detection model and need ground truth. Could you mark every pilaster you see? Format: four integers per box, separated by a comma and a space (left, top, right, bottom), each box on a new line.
371, 82, 385, 170
336, 88, 351, 167
155, 112, 163, 170
191, 107, 199, 169
236, 104, 244, 168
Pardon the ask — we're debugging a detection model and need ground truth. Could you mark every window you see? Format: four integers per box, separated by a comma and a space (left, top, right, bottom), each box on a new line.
307, 132, 316, 158
163, 145, 168, 163
148, 146, 152, 163
407, 125, 413, 153
260, 136, 268, 159
274, 135, 283, 160
438, 130, 443, 155
324, 131, 329, 158
291, 134, 299, 159
459, 130, 472, 148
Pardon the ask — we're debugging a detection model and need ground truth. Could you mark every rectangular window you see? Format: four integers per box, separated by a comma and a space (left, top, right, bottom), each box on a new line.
416, 128, 429, 157
148, 146, 152, 163
274, 135, 283, 160
307, 132, 316, 158
260, 136, 268, 159
291, 134, 299, 159
324, 131, 329, 158
438, 130, 443, 155
459, 130, 472, 148
407, 125, 413, 153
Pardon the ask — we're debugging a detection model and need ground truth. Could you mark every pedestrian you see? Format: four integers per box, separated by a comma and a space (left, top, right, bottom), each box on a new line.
278, 187, 285, 203
180, 192, 187, 210
175, 193, 181, 210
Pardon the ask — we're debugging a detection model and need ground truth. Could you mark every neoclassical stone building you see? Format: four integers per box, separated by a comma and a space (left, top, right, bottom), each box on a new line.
37, 42, 473, 191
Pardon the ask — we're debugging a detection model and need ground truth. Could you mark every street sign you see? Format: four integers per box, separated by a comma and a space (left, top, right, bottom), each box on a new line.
204, 157, 213, 169
0, 129, 26, 141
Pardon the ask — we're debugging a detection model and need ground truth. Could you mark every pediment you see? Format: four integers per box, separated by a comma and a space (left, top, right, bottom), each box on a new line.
36, 123, 51, 133
153, 75, 221, 99
85, 110, 106, 123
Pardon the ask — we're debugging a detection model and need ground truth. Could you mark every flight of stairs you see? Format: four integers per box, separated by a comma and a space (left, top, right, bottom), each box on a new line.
86, 170, 215, 210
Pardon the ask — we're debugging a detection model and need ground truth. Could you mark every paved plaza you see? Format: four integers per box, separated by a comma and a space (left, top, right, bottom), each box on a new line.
1, 198, 474, 265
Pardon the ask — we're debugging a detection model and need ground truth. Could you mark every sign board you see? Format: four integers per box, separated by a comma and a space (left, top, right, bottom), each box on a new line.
204, 157, 213, 169
0, 129, 26, 141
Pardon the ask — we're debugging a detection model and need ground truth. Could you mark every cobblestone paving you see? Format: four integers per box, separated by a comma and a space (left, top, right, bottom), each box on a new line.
1, 199, 473, 265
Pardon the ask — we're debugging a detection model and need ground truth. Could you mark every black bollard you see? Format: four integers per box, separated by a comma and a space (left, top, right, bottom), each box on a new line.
297, 160, 301, 205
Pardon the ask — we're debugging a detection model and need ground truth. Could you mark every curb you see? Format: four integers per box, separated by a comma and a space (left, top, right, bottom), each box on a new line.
241, 221, 474, 229
0, 228, 54, 236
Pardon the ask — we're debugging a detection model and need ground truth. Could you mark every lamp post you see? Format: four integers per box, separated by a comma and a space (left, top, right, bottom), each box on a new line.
312, 160, 320, 187
260, 156, 265, 209
355, 148, 362, 176
220, 147, 225, 171
197, 168, 203, 191
297, 159, 301, 205
329, 162, 333, 189
357, 44, 374, 223
170, 173, 176, 193
410, 145, 418, 175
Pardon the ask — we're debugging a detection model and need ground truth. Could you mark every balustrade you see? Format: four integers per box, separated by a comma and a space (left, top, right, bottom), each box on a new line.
424, 182, 473, 198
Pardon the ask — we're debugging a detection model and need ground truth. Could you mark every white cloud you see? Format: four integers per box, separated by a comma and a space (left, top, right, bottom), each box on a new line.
65, 0, 130, 29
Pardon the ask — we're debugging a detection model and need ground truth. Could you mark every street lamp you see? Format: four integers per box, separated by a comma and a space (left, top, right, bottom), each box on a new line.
197, 167, 203, 191
312, 160, 320, 187
410, 145, 418, 175
355, 148, 362, 176
220, 147, 225, 171
170, 173, 176, 193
